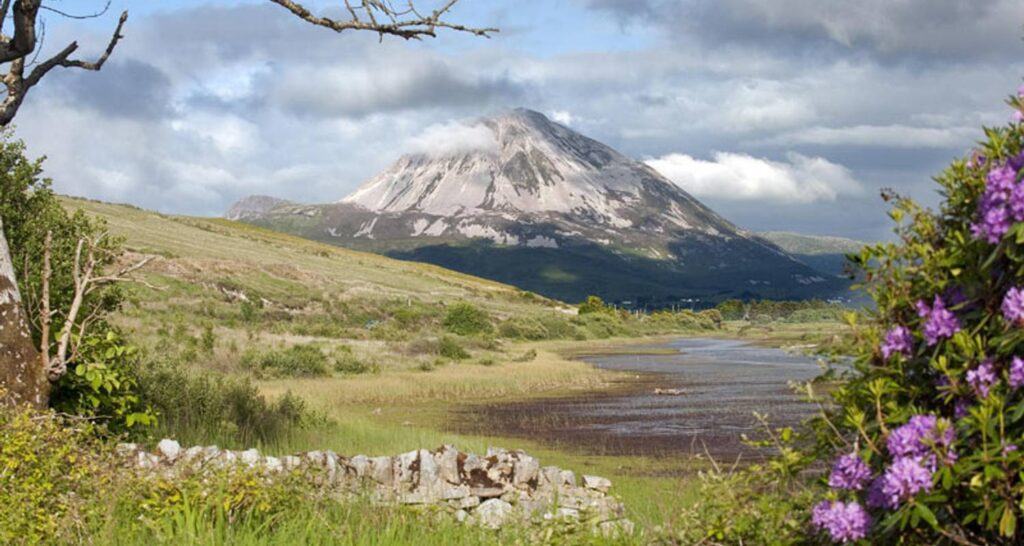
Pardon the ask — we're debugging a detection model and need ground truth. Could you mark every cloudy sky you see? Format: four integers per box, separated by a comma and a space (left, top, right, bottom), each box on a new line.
13, 0, 1024, 240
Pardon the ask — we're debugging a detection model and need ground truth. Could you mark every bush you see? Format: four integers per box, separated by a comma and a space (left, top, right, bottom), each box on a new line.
439, 336, 470, 360
333, 351, 379, 375
802, 86, 1024, 543
442, 302, 493, 335
137, 359, 312, 447
577, 295, 610, 315
240, 344, 330, 378
0, 406, 120, 544
498, 316, 550, 340
49, 330, 156, 432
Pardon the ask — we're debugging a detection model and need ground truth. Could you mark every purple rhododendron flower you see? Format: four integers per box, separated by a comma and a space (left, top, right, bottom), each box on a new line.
1010, 356, 1024, 389
915, 297, 961, 345
1002, 287, 1024, 324
972, 163, 1024, 243
887, 415, 955, 463
880, 325, 913, 359
811, 500, 871, 543
875, 457, 933, 508
828, 453, 872, 491
954, 399, 970, 420
967, 359, 998, 398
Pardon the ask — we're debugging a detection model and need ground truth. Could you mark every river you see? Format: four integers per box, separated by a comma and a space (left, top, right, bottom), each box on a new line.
456, 337, 824, 461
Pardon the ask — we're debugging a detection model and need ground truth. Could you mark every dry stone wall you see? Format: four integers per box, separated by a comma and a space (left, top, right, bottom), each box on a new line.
119, 440, 633, 533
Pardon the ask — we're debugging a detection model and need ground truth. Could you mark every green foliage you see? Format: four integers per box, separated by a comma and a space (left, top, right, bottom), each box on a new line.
715, 298, 843, 322
498, 316, 550, 340
802, 93, 1024, 542
240, 344, 331, 379
0, 407, 118, 544
442, 302, 493, 335
137, 360, 312, 447
0, 135, 124, 346
439, 336, 470, 360
50, 330, 156, 432
671, 469, 812, 544
578, 295, 610, 315
333, 349, 379, 375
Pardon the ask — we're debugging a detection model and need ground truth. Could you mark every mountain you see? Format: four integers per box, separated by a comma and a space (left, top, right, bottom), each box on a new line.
757, 231, 868, 277
230, 108, 847, 306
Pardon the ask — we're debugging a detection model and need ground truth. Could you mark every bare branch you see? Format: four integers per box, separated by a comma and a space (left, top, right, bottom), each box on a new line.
39, 0, 111, 20
0, 5, 128, 126
268, 0, 496, 40
46, 234, 156, 382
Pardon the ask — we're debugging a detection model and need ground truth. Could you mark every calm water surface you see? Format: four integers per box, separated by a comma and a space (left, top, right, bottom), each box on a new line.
457, 337, 823, 460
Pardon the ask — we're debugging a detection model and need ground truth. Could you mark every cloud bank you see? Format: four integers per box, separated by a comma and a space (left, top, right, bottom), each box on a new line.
647, 152, 862, 203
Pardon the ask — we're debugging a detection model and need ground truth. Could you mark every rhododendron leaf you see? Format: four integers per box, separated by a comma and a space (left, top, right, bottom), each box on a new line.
1001, 506, 1017, 537
914, 503, 939, 529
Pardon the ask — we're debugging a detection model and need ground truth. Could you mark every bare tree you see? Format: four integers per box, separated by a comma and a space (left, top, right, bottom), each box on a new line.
36, 231, 153, 385
269, 0, 497, 39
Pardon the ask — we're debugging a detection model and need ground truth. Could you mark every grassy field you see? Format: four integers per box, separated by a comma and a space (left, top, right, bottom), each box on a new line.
54, 197, 848, 542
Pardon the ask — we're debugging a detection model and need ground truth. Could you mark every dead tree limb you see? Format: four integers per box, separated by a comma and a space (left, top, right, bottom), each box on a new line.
0, 1, 128, 126
268, 0, 496, 40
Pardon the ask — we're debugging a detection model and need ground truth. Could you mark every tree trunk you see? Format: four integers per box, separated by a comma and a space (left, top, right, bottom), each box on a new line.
0, 216, 46, 408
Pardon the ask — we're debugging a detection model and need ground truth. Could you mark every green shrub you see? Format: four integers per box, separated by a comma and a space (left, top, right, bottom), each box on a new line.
442, 302, 493, 335
49, 330, 156, 433
0, 407, 121, 544
439, 336, 470, 360
577, 295, 610, 315
800, 86, 1024, 543
511, 349, 538, 362
498, 316, 550, 340
333, 352, 379, 375
137, 360, 312, 447
240, 344, 330, 378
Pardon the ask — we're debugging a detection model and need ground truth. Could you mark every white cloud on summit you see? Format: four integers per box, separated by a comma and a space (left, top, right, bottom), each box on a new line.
646, 152, 862, 203
405, 121, 498, 157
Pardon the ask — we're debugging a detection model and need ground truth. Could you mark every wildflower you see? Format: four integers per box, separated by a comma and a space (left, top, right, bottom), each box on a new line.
915, 297, 961, 345
1010, 356, 1024, 389
880, 325, 913, 359
887, 415, 955, 463
828, 453, 872, 491
811, 500, 871, 543
877, 457, 933, 508
1003, 444, 1018, 457
1002, 287, 1024, 324
966, 359, 998, 398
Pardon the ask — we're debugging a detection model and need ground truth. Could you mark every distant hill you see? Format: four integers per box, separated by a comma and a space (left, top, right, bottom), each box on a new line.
229, 109, 848, 306
757, 231, 870, 278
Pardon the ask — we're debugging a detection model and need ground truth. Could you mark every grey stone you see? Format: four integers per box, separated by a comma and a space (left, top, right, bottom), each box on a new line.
417, 449, 439, 488
395, 450, 419, 485
462, 453, 485, 473
513, 456, 540, 488
282, 455, 302, 470
116, 443, 139, 456
470, 487, 505, 499
582, 474, 612, 493
455, 509, 469, 523
240, 448, 261, 467
459, 496, 481, 509
435, 445, 460, 484
476, 499, 514, 529
350, 455, 370, 478
369, 456, 394, 486
157, 439, 181, 462
559, 470, 576, 487
264, 456, 283, 473
441, 485, 470, 500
